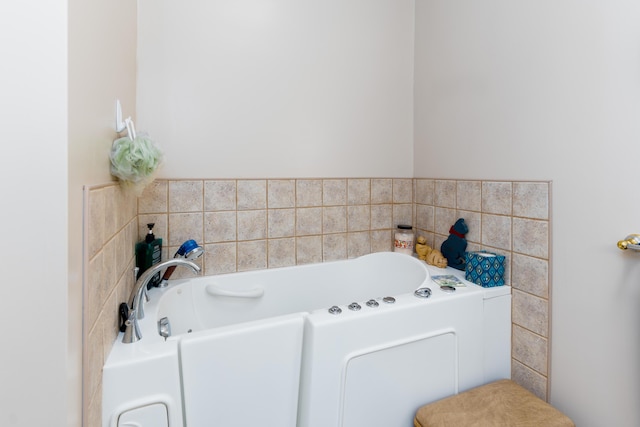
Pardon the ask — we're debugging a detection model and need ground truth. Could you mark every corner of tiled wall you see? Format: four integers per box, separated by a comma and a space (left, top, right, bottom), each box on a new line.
83, 183, 138, 427
414, 178, 552, 401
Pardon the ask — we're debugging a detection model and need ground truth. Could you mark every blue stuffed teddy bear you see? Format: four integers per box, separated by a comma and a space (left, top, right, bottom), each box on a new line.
440, 218, 468, 270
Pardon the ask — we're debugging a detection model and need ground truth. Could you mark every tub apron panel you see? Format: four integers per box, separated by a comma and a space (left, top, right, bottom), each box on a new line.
298, 292, 485, 427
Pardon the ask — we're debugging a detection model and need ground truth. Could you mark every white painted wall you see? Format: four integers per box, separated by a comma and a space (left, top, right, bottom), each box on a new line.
0, 1, 135, 426
136, 0, 415, 179
0, 2, 69, 426
415, 1, 640, 426
68, 0, 137, 425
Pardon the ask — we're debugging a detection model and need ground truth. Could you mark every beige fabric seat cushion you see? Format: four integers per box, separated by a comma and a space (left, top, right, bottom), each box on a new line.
414, 379, 574, 427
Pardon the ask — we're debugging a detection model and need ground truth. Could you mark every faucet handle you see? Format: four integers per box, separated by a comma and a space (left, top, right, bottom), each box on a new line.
118, 302, 129, 333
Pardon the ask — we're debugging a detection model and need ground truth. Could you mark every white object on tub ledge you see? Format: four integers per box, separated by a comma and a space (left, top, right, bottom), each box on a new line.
205, 283, 265, 298
102, 251, 511, 427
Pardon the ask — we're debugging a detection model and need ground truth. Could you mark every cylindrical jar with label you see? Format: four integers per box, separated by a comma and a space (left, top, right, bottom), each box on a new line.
394, 225, 414, 255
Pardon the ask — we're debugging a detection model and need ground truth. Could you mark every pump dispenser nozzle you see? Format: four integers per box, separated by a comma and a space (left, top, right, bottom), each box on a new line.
145, 223, 156, 243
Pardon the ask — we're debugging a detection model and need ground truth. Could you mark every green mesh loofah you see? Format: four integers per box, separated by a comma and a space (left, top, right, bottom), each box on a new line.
110, 135, 163, 193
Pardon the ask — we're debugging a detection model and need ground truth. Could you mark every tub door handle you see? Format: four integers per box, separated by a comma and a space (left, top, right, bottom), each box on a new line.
205, 284, 265, 298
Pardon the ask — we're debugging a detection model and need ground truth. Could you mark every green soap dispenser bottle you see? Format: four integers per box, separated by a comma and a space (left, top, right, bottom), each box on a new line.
135, 223, 163, 288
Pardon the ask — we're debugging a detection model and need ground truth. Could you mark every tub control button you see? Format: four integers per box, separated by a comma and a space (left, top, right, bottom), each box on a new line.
328, 306, 342, 315
414, 287, 432, 298
366, 299, 379, 308
382, 296, 396, 304
348, 302, 362, 311
440, 285, 456, 293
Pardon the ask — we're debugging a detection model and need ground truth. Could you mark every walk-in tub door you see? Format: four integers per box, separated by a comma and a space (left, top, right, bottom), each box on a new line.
179, 313, 305, 427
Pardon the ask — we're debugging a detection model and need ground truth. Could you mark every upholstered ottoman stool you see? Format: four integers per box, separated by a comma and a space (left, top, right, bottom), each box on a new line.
414, 379, 574, 427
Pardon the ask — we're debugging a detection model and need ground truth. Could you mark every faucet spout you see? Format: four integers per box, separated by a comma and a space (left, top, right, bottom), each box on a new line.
130, 258, 201, 320
123, 258, 200, 344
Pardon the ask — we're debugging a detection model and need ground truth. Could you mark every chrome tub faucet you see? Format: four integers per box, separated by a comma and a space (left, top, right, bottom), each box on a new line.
122, 258, 201, 344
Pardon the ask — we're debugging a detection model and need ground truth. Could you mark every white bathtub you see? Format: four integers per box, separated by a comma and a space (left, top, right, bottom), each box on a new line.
103, 252, 511, 427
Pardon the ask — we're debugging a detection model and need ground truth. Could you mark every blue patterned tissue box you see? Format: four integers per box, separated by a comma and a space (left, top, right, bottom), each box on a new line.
465, 251, 506, 287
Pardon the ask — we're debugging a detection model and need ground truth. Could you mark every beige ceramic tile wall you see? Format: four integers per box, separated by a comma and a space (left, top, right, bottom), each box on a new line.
137, 179, 414, 275
83, 178, 552, 425
414, 179, 551, 400
84, 183, 138, 427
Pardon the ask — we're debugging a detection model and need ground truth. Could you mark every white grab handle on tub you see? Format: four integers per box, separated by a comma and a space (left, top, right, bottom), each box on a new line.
205, 283, 265, 298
